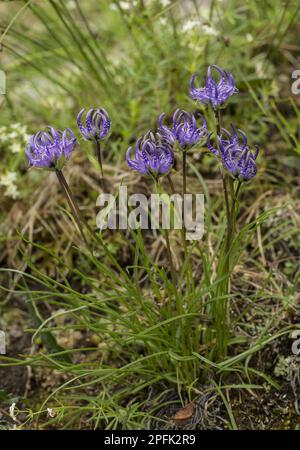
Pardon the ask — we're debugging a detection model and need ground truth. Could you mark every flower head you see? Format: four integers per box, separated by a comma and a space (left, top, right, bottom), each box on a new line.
126, 131, 174, 177
207, 124, 259, 181
77, 108, 111, 142
190, 65, 238, 109
159, 109, 207, 149
26, 127, 76, 170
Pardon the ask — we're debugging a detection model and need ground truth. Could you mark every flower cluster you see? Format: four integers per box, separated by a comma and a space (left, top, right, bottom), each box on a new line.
0, 123, 30, 154
0, 171, 19, 199
189, 66, 258, 181
77, 108, 111, 142
24, 65, 258, 184
126, 131, 174, 177
190, 65, 238, 110
26, 127, 76, 170
207, 125, 259, 181
25, 108, 111, 170
159, 109, 207, 149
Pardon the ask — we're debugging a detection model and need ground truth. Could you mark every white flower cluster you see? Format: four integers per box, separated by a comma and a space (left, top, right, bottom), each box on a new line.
182, 19, 218, 36
109, 1, 136, 11
0, 123, 30, 154
110, 0, 170, 12
0, 171, 19, 199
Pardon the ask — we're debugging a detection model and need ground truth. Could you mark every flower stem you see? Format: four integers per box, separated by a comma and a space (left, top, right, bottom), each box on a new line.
181, 150, 192, 296
215, 108, 221, 134
163, 227, 178, 292
155, 179, 178, 302
95, 139, 105, 190
166, 173, 175, 194
212, 108, 234, 359
56, 171, 130, 284
55, 169, 89, 248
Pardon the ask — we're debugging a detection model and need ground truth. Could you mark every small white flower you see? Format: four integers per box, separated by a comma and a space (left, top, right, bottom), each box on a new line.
10, 142, 22, 154
119, 1, 131, 10
159, 17, 167, 26
0, 171, 19, 199
10, 123, 21, 130
255, 60, 265, 78
0, 171, 17, 184
182, 20, 217, 36
9, 403, 17, 421
0, 129, 9, 141
202, 24, 218, 36
7, 131, 18, 140
182, 19, 200, 33
67, 0, 76, 10
7, 184, 19, 199
160, 0, 170, 7
246, 33, 253, 43
47, 408, 56, 418
18, 125, 28, 135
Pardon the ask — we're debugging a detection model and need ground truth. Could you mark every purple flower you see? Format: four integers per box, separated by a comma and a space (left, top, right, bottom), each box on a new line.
159, 109, 207, 149
190, 65, 238, 110
26, 127, 76, 170
207, 124, 259, 181
126, 131, 174, 177
77, 108, 111, 142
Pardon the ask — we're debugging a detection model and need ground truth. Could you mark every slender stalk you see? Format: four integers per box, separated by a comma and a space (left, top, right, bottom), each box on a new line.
56, 172, 131, 284
55, 169, 89, 248
167, 172, 193, 295
222, 177, 231, 225
214, 177, 242, 360
215, 108, 221, 134
214, 107, 231, 234
167, 171, 188, 252
212, 108, 234, 359
166, 173, 175, 194
181, 150, 193, 295
154, 179, 178, 303
213, 108, 231, 257
182, 150, 187, 235
230, 180, 242, 236
95, 139, 105, 190
167, 173, 189, 296
163, 228, 177, 292
233, 180, 242, 207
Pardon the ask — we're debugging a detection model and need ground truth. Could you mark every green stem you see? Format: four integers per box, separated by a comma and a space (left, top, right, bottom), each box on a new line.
212, 108, 235, 359
95, 139, 105, 190
166, 173, 175, 194
154, 178, 178, 303
55, 169, 89, 248
163, 227, 178, 293
215, 108, 221, 134
167, 172, 187, 251
214, 106, 231, 247
229, 180, 242, 238
56, 172, 131, 285
181, 151, 192, 296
